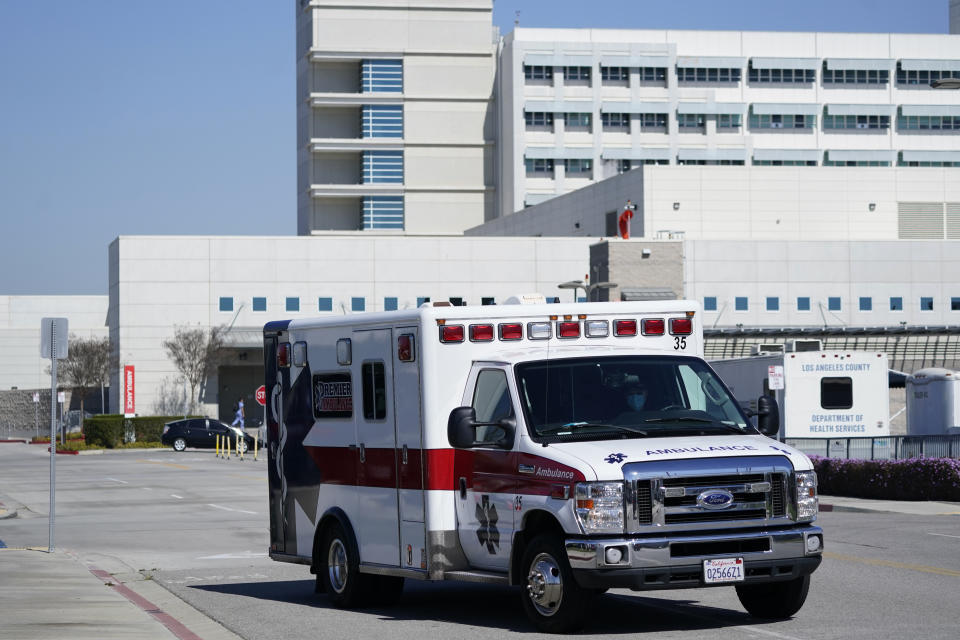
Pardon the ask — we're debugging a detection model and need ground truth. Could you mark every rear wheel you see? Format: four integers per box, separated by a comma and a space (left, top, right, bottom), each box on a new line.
237, 439, 248, 453
172, 438, 186, 452
736, 574, 810, 619
319, 522, 370, 608
520, 534, 589, 633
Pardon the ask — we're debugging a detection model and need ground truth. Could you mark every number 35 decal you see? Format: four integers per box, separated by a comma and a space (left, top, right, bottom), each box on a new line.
674, 336, 687, 350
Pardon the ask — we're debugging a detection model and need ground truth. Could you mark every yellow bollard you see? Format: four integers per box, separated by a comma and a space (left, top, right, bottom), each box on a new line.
225, 435, 230, 460
254, 431, 258, 461
239, 434, 244, 461
215, 434, 220, 458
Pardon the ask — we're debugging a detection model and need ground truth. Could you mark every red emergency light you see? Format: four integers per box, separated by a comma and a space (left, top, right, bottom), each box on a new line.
641, 318, 665, 336
499, 323, 523, 340
469, 324, 494, 342
669, 317, 692, 335
557, 321, 580, 338
440, 325, 465, 343
614, 319, 637, 336
277, 342, 291, 368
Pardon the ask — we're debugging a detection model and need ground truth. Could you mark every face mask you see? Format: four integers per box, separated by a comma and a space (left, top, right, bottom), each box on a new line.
626, 393, 646, 411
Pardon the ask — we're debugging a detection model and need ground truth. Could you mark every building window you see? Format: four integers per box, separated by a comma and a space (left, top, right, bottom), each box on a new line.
524, 158, 555, 177
524, 65, 553, 81
617, 159, 632, 173
822, 114, 890, 130
822, 65, 888, 85
564, 112, 591, 132
362, 150, 403, 184
362, 196, 404, 230
317, 297, 333, 312
640, 66, 667, 83
797, 297, 811, 311
828, 297, 841, 311
524, 111, 554, 130
920, 297, 934, 311
564, 159, 592, 176
600, 66, 629, 83
361, 105, 403, 138
639, 113, 667, 131
678, 159, 744, 166
704, 296, 717, 311
416, 296, 430, 307
352, 297, 366, 312
678, 114, 706, 130
952, 297, 960, 311
563, 66, 591, 84
361, 59, 402, 93
898, 159, 960, 167
896, 63, 957, 86
749, 113, 815, 129
449, 297, 464, 306
384, 297, 398, 311
677, 67, 741, 83
219, 296, 233, 312
890, 296, 903, 311
859, 297, 872, 311
748, 65, 815, 83
766, 297, 779, 311
481, 297, 495, 306
897, 115, 960, 131
601, 112, 630, 131
252, 297, 267, 312
735, 297, 748, 311
823, 157, 891, 167
754, 159, 817, 166
717, 114, 742, 131
286, 297, 300, 312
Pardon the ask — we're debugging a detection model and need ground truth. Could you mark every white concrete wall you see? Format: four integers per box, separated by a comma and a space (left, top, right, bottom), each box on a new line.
0, 296, 108, 391
108, 234, 594, 414
687, 240, 960, 328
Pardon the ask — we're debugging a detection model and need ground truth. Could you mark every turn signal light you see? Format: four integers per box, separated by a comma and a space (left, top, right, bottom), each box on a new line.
558, 321, 580, 338
469, 324, 494, 342
499, 323, 523, 340
614, 319, 637, 336
641, 318, 664, 336
440, 325, 464, 343
670, 317, 693, 335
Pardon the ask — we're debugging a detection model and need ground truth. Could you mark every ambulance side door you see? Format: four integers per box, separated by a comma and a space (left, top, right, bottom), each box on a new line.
455, 365, 517, 571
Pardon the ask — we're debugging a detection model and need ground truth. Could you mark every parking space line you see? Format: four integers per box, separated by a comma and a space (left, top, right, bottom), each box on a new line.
823, 551, 960, 577
136, 459, 190, 470
171, 494, 183, 499
104, 477, 128, 484
207, 503, 257, 515
927, 532, 960, 540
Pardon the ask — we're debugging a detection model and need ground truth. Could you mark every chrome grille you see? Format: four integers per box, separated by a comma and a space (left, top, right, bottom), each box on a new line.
623, 456, 794, 532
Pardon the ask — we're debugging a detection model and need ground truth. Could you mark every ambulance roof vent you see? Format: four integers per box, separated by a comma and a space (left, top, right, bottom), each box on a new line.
750, 343, 784, 356
785, 339, 822, 353
504, 293, 547, 305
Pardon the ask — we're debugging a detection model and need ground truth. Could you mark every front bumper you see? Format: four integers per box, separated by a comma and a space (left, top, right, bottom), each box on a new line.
566, 524, 823, 591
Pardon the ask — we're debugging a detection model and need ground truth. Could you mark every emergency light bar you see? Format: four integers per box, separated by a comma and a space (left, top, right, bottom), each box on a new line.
435, 315, 692, 343
614, 319, 637, 336
669, 317, 692, 335
469, 324, 494, 342
641, 318, 665, 336
440, 325, 465, 343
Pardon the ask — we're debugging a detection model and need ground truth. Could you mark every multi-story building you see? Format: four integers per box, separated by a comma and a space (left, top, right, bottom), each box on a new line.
295, 0, 497, 234
498, 28, 960, 215
952, 0, 960, 34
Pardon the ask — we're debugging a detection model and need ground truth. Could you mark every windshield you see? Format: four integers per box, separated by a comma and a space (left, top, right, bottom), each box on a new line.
515, 355, 750, 442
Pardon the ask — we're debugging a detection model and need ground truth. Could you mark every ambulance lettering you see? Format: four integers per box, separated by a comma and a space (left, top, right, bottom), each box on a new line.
644, 445, 758, 455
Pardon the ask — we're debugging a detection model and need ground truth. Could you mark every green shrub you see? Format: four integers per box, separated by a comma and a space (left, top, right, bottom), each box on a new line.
84, 415, 124, 448
812, 456, 960, 501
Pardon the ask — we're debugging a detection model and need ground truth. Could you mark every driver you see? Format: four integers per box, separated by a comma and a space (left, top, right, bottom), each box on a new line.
625, 382, 648, 412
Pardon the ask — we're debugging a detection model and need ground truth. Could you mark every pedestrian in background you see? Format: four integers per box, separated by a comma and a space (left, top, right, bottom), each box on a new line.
232, 397, 245, 429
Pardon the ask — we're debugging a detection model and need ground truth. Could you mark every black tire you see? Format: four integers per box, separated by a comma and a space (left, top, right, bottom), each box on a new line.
172, 438, 186, 452
237, 439, 248, 453
319, 522, 370, 608
736, 574, 811, 619
519, 534, 590, 633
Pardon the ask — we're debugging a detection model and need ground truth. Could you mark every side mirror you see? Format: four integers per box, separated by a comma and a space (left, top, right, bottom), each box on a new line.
448, 407, 478, 448
756, 395, 780, 437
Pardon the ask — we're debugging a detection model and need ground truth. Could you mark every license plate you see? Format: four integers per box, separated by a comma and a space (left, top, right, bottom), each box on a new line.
703, 557, 744, 584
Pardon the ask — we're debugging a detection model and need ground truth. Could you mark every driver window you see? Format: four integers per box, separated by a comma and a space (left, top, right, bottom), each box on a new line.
472, 369, 513, 443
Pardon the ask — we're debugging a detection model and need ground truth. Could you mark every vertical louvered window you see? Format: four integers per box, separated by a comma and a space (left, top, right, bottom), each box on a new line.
362, 151, 403, 184
362, 196, 404, 230
361, 59, 402, 93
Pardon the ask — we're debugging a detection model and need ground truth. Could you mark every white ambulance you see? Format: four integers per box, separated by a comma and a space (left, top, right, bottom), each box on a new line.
263, 299, 823, 633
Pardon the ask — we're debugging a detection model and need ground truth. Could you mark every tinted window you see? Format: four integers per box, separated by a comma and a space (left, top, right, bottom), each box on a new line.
362, 362, 386, 420
821, 377, 853, 410
472, 369, 513, 444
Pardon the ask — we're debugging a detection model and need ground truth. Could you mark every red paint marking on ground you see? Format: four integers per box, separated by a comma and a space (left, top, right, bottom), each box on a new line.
90, 567, 204, 640
819, 504, 834, 512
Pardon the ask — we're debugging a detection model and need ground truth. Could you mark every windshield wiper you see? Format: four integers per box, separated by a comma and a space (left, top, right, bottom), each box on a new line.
643, 417, 747, 432
539, 422, 647, 437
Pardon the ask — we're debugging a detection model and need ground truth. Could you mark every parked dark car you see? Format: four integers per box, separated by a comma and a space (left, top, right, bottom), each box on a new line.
161, 418, 255, 453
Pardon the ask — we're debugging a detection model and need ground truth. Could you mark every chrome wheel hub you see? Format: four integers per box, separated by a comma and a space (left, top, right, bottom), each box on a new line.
526, 552, 563, 616
327, 539, 348, 593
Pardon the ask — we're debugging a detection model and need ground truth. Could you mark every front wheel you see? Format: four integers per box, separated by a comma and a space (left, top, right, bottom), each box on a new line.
520, 534, 590, 633
172, 438, 186, 452
237, 439, 248, 453
736, 574, 810, 619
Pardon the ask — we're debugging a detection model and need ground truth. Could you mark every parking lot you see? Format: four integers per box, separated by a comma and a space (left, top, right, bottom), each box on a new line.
1, 443, 959, 639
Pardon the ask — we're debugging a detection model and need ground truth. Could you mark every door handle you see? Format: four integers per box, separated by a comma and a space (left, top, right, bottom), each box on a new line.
459, 477, 467, 499
402, 444, 408, 465
359, 443, 366, 463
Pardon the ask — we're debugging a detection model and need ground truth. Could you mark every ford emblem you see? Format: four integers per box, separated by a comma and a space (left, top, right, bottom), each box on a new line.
696, 489, 735, 510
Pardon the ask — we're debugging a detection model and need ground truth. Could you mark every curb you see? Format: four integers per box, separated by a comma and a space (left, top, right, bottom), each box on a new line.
0, 502, 17, 520
0, 439, 29, 444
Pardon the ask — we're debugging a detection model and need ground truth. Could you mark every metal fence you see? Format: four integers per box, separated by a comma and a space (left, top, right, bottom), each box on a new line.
786, 435, 960, 461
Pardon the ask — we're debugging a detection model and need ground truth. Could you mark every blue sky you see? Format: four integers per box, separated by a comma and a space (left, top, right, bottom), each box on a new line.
0, 0, 950, 295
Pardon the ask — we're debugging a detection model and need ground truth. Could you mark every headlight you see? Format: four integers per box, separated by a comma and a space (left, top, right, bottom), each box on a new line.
574, 482, 624, 534
795, 471, 818, 521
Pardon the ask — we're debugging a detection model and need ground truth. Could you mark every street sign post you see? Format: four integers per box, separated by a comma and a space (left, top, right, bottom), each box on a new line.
40, 317, 68, 553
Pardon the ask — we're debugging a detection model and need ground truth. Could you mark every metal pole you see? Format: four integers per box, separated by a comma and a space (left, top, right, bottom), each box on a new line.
49, 323, 57, 553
